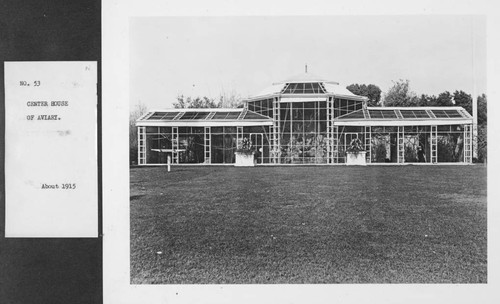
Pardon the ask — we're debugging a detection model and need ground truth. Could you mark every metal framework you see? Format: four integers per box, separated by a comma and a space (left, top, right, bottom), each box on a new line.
332, 125, 339, 163
138, 126, 146, 165
137, 93, 473, 165
204, 127, 211, 164
237, 126, 243, 148
430, 125, 438, 163
397, 126, 404, 163
271, 97, 280, 163
364, 126, 371, 163
172, 126, 179, 164
464, 124, 472, 163
327, 97, 334, 163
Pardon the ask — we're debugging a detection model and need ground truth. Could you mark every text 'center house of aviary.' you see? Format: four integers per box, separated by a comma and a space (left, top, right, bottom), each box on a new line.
136, 72, 473, 165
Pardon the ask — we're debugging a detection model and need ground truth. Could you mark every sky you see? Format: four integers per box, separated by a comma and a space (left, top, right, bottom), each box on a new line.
130, 15, 486, 110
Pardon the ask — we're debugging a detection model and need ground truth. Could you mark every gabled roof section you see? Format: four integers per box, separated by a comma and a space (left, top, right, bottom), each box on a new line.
136, 108, 272, 127
335, 106, 473, 126
138, 108, 272, 121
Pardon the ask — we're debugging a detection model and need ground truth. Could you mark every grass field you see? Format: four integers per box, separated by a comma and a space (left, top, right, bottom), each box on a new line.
130, 165, 487, 284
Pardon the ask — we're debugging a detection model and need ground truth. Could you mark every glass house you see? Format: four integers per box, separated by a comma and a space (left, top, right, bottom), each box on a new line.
136, 73, 473, 165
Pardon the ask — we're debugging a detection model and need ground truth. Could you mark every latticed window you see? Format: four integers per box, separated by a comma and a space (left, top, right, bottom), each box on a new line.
282, 83, 326, 94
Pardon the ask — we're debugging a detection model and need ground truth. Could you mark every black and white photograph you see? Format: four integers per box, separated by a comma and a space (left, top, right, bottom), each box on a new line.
2, 1, 500, 303
129, 15, 487, 284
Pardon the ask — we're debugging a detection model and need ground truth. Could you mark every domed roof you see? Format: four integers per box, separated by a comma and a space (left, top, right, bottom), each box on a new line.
248, 71, 366, 101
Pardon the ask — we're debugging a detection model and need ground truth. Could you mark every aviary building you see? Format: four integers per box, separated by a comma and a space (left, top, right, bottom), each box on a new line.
136, 72, 473, 165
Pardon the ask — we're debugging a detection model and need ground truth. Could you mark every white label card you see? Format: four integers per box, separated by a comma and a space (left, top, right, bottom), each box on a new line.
5, 61, 98, 238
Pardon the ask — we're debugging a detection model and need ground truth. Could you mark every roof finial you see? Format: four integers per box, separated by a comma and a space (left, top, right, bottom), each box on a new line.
305, 64, 308, 73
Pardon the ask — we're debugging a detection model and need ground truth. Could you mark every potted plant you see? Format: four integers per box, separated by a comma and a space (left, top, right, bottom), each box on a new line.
234, 137, 255, 167
346, 138, 367, 166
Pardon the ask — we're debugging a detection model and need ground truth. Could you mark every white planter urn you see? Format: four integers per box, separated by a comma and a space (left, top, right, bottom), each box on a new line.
346, 151, 367, 166
234, 151, 255, 167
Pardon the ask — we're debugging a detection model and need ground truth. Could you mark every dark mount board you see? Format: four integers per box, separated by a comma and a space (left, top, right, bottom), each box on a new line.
0, 1, 102, 304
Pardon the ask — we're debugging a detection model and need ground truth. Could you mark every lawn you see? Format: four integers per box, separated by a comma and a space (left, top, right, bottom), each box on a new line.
130, 165, 487, 284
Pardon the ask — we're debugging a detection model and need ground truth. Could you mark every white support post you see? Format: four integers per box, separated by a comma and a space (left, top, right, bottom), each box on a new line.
365, 126, 371, 163
327, 96, 334, 164
204, 127, 211, 164
138, 126, 146, 165
167, 155, 171, 172
397, 126, 405, 163
332, 125, 339, 163
472, 96, 478, 160
271, 97, 280, 164
237, 126, 243, 149
172, 127, 179, 164
430, 125, 438, 164
464, 124, 472, 164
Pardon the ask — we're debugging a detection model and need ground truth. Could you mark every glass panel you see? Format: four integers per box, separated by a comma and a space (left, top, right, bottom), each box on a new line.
443, 110, 464, 118
413, 110, 430, 118
304, 83, 314, 94
161, 112, 179, 120
147, 112, 167, 120
399, 110, 416, 119
225, 112, 241, 119
432, 110, 448, 118
282, 83, 326, 94
381, 110, 397, 119
212, 112, 229, 119
178, 112, 198, 120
